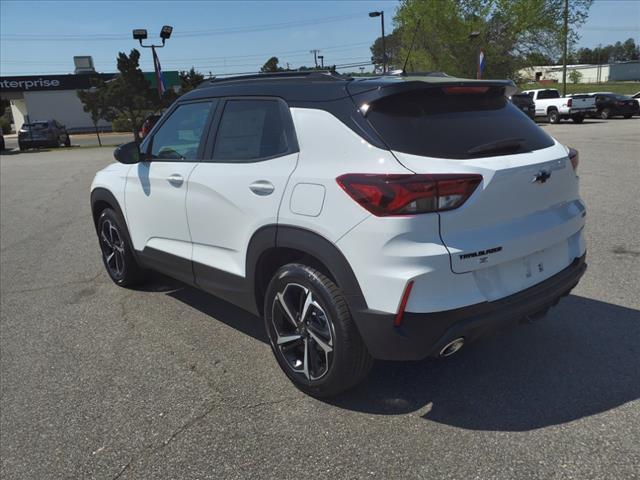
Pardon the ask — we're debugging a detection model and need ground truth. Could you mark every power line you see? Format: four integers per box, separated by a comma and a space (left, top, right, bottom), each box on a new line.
0, 12, 368, 42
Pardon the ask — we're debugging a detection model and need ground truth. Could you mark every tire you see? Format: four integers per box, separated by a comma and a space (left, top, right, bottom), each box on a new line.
572, 115, 584, 123
547, 109, 560, 124
18, 143, 25, 151
64, 136, 71, 147
623, 114, 632, 119
600, 108, 611, 120
264, 263, 373, 397
96, 208, 146, 287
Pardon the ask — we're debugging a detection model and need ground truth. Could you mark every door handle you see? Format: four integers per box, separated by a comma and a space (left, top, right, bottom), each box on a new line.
167, 174, 184, 187
249, 180, 275, 196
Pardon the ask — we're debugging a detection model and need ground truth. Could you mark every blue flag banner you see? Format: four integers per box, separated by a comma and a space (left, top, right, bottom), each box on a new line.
152, 47, 166, 97
478, 49, 486, 79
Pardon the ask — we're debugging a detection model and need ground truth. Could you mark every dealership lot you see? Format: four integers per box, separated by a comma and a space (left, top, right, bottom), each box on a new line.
1, 119, 639, 479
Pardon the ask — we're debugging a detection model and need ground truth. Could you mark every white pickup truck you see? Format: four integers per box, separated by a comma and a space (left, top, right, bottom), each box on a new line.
521, 88, 596, 123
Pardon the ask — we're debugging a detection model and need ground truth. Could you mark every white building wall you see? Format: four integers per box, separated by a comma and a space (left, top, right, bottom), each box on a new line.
23, 90, 110, 132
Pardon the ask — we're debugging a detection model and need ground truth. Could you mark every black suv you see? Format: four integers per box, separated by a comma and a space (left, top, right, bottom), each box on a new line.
18, 119, 71, 150
510, 93, 535, 120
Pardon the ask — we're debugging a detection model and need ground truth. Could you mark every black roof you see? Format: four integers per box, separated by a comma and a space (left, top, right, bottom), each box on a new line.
180, 70, 517, 104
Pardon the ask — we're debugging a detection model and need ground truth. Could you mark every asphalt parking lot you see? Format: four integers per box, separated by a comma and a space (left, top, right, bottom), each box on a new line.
1, 118, 639, 479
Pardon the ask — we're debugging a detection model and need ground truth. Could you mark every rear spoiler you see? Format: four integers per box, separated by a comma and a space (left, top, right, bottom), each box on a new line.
347, 77, 517, 105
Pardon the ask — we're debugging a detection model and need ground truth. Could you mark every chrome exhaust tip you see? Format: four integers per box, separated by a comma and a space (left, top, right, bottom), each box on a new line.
439, 337, 465, 357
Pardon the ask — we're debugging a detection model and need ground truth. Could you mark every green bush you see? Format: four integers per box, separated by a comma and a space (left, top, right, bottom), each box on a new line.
0, 117, 11, 134
110, 115, 132, 133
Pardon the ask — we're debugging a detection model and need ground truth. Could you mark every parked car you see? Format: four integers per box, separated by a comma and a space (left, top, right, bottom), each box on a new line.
91, 71, 587, 397
510, 93, 536, 119
139, 114, 161, 139
633, 93, 640, 116
589, 93, 637, 119
521, 88, 596, 123
18, 119, 70, 150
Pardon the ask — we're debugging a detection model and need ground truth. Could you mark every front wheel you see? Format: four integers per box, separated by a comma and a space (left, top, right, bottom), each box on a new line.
264, 263, 373, 397
623, 114, 632, 119
600, 108, 611, 119
64, 136, 71, 147
547, 109, 560, 124
97, 208, 146, 287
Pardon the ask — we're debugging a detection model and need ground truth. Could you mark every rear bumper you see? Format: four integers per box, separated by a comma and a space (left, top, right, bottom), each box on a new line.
567, 108, 596, 115
19, 138, 55, 147
351, 254, 586, 361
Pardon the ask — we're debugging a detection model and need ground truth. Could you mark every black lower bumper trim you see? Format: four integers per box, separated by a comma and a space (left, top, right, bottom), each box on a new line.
351, 254, 587, 361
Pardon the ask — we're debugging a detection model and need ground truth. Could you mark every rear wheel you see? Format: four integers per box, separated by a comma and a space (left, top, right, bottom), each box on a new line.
623, 114, 632, 119
19, 143, 25, 151
572, 114, 584, 123
264, 263, 373, 397
600, 108, 611, 119
64, 136, 71, 147
547, 109, 560, 124
97, 208, 146, 287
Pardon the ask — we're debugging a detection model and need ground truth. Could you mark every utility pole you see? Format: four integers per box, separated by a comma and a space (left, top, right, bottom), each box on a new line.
318, 55, 324, 68
310, 49, 320, 68
562, 0, 569, 96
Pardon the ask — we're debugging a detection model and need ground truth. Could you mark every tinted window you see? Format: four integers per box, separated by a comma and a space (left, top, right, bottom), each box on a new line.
537, 90, 560, 99
150, 102, 212, 160
213, 99, 291, 162
366, 87, 554, 159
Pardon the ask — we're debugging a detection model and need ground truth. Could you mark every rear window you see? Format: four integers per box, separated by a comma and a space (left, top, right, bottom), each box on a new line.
23, 122, 48, 129
537, 90, 560, 99
366, 87, 554, 159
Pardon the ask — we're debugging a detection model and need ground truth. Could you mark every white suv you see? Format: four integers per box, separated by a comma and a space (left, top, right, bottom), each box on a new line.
91, 72, 587, 397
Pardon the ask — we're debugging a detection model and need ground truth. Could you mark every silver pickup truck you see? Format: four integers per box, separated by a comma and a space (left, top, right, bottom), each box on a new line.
521, 88, 596, 123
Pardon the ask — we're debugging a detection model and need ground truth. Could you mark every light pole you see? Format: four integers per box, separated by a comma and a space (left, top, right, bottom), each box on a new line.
369, 11, 386, 73
468, 31, 480, 79
132, 26, 173, 97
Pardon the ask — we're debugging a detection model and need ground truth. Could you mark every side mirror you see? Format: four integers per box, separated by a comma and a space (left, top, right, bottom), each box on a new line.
114, 141, 142, 164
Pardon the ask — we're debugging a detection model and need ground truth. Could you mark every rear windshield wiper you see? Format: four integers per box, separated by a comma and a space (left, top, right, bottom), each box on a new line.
467, 137, 525, 156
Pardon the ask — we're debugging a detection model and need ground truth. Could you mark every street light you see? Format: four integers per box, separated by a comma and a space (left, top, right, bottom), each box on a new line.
132, 25, 174, 98
468, 31, 481, 79
132, 25, 173, 48
369, 11, 386, 73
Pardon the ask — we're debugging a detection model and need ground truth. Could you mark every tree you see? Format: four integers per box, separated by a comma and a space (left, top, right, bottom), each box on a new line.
179, 67, 205, 93
568, 69, 582, 83
77, 88, 107, 146
391, 0, 593, 79
77, 49, 160, 143
261, 56, 283, 73
370, 29, 404, 71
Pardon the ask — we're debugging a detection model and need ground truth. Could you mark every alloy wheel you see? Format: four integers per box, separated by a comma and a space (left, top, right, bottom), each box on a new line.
271, 283, 334, 381
100, 219, 125, 278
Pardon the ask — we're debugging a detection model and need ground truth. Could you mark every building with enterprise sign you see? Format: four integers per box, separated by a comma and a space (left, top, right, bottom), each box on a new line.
0, 66, 179, 133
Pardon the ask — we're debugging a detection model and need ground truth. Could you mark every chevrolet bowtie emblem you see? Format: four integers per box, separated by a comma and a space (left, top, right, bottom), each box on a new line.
532, 170, 552, 183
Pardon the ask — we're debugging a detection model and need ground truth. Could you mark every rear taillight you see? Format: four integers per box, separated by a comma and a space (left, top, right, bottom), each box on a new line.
569, 147, 579, 173
567, 98, 573, 107
336, 174, 482, 216
442, 86, 490, 95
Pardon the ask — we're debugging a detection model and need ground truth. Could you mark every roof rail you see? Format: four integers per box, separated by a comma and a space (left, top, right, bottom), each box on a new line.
199, 70, 351, 88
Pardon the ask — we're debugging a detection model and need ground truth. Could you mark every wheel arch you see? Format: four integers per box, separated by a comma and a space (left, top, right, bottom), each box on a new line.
250, 225, 368, 317
90, 188, 126, 232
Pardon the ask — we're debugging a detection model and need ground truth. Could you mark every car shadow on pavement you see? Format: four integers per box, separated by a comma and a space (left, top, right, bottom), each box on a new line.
327, 294, 640, 431
159, 276, 269, 344
148, 273, 639, 432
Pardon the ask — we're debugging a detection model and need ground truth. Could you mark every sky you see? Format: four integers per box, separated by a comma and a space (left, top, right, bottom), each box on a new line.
1, 0, 639, 77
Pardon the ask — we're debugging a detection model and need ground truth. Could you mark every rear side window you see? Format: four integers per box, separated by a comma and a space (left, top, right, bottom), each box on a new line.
213, 99, 293, 162
365, 87, 554, 159
536, 90, 560, 99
